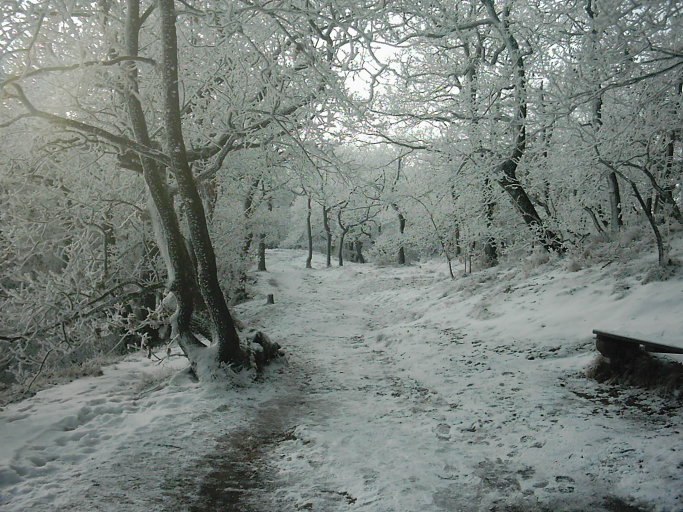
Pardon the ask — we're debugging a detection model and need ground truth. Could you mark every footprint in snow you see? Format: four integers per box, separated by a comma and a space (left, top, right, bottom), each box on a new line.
435, 423, 451, 440
5, 412, 30, 422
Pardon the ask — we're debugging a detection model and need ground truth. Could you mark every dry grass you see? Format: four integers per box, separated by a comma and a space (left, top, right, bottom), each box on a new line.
0, 354, 120, 407
587, 353, 683, 400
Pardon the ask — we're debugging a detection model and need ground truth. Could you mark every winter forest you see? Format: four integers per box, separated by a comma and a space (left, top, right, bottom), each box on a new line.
1, 0, 682, 511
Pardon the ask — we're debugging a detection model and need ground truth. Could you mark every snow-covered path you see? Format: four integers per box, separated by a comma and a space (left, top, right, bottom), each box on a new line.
231, 250, 682, 512
1, 249, 681, 511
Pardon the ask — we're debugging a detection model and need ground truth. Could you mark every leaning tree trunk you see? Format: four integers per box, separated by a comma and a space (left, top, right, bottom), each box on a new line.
630, 182, 666, 266
123, 0, 201, 352
158, 0, 248, 367
483, 0, 562, 253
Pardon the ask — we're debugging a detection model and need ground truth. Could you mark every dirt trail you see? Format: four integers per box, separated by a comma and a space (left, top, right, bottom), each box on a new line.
181, 257, 390, 511
181, 371, 313, 512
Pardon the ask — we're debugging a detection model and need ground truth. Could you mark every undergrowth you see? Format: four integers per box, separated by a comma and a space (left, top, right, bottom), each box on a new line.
587, 354, 683, 400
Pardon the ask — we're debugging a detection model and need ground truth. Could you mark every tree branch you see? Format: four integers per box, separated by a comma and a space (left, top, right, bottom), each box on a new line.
7, 84, 170, 166
1, 56, 156, 87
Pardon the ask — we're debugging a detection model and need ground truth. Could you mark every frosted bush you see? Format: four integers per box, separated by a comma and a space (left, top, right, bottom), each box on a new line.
0, 156, 166, 390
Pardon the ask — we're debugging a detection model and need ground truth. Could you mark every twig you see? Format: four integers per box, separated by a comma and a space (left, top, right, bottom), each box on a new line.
26, 348, 54, 393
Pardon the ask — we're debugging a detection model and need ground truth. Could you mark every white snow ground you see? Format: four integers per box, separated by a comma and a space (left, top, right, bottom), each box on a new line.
1, 248, 681, 511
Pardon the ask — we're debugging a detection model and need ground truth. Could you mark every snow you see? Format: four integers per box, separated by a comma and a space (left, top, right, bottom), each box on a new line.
1, 249, 682, 511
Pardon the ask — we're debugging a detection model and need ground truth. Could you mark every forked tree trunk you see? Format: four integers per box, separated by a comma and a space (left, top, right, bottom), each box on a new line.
123, 0, 201, 351
483, 0, 562, 253
159, 0, 248, 367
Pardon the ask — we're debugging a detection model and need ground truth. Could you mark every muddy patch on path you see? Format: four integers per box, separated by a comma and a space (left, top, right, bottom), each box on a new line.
191, 399, 304, 511
165, 369, 318, 512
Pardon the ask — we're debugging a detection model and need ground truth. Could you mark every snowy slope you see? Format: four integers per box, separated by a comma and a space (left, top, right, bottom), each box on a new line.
1, 248, 681, 511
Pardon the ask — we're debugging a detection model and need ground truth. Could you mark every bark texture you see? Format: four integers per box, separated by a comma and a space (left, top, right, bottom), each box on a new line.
123, 0, 201, 350
158, 0, 248, 367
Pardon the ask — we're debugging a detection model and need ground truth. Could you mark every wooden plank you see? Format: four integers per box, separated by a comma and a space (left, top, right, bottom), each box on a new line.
592, 330, 683, 355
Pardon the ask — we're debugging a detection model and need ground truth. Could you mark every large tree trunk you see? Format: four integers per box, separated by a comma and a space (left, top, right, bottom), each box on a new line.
655, 82, 683, 224
234, 177, 262, 301
123, 0, 201, 352
158, 0, 248, 367
594, 92, 623, 233
257, 196, 272, 271
338, 234, 346, 266
483, 0, 562, 252
464, 37, 497, 265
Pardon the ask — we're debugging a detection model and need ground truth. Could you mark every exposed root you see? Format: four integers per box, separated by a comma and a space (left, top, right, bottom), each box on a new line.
246, 330, 284, 372
179, 329, 284, 381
